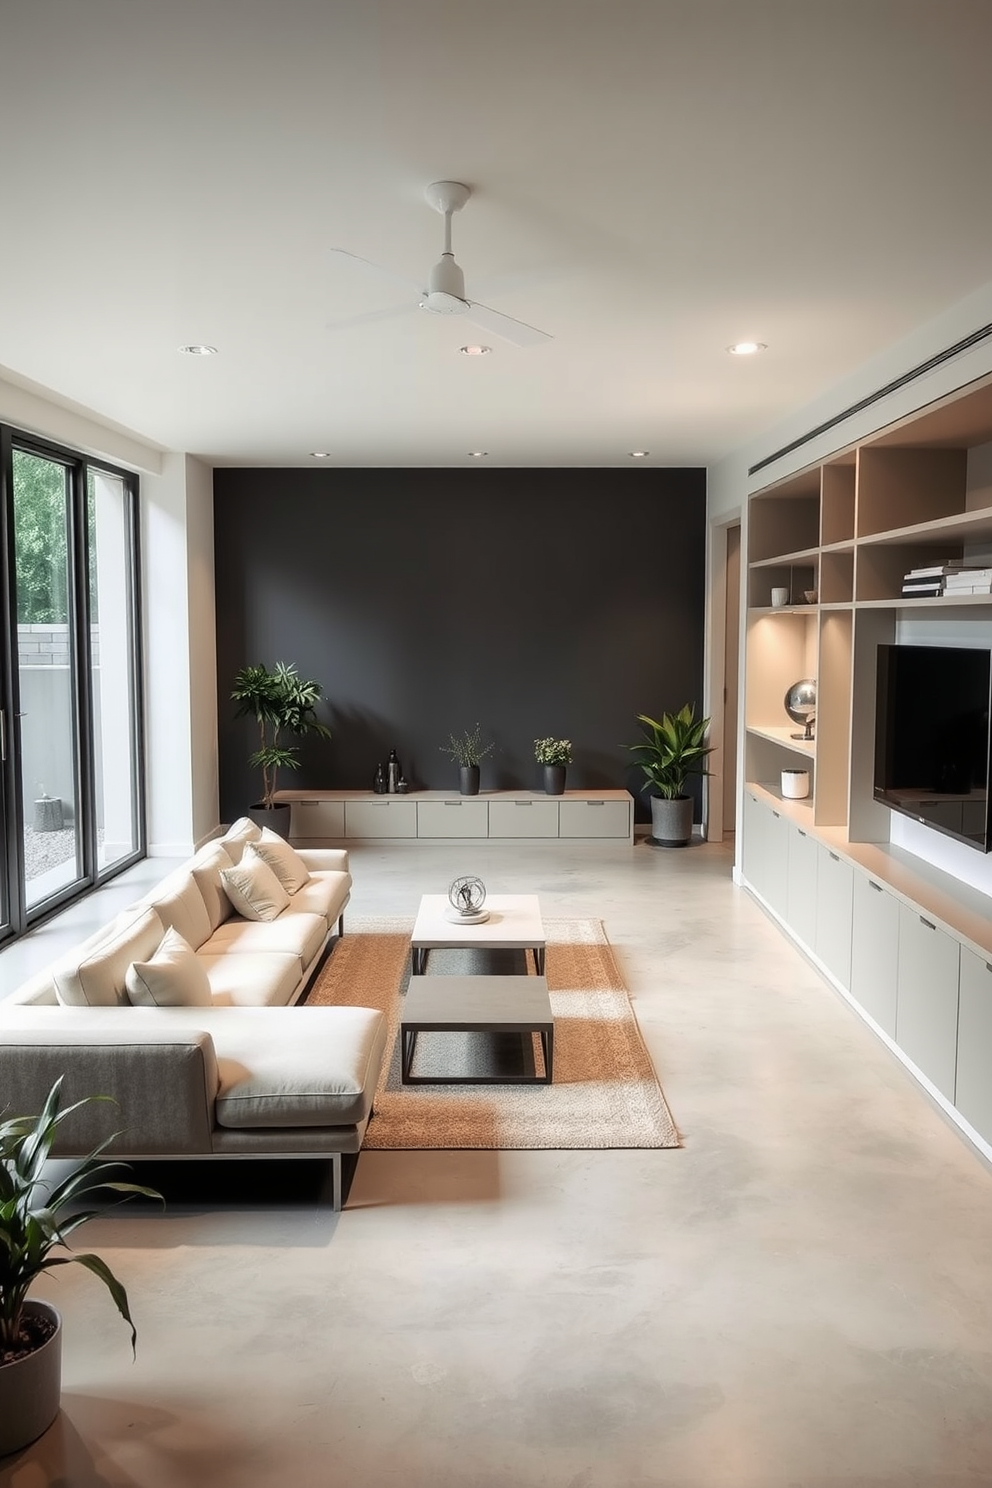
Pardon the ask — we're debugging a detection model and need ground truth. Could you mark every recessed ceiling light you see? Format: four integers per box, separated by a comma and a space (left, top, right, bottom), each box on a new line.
460, 345, 492, 356
177, 344, 218, 356
629, 450, 650, 458
727, 341, 767, 356
468, 451, 488, 458
310, 451, 332, 459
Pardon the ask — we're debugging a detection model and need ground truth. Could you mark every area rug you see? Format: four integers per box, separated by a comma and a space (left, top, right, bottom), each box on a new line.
303, 916, 680, 1150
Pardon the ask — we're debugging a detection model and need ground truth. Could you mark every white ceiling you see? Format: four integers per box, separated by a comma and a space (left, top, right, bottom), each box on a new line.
2, 0, 992, 470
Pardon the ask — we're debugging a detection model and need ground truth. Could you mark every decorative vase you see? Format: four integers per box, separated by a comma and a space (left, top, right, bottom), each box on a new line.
247, 802, 292, 838
648, 795, 694, 847
459, 765, 480, 796
543, 764, 566, 796
0, 1300, 63, 1456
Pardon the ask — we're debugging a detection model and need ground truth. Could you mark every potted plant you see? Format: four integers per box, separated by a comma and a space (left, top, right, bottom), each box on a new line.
626, 704, 714, 847
0, 1078, 162, 1456
534, 737, 572, 795
231, 662, 332, 834
439, 724, 494, 796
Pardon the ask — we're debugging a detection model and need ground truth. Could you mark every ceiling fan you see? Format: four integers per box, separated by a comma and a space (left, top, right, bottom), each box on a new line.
328, 181, 553, 348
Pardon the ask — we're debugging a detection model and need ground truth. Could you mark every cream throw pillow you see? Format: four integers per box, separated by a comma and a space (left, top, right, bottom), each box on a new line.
220, 845, 291, 922
254, 827, 311, 894
125, 927, 213, 1008
54, 906, 165, 1007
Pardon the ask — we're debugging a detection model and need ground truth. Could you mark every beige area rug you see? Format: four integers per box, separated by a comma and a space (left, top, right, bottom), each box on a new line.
303, 916, 680, 1150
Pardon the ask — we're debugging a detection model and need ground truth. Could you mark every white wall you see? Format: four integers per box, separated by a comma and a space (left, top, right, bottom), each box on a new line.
0, 373, 163, 477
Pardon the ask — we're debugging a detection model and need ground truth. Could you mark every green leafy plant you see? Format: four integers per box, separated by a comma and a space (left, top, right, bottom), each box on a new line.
0, 1078, 162, 1359
232, 662, 332, 808
439, 724, 494, 768
625, 704, 714, 800
534, 737, 572, 766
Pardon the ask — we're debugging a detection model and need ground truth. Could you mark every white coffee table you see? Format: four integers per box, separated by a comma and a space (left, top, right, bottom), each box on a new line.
410, 893, 545, 976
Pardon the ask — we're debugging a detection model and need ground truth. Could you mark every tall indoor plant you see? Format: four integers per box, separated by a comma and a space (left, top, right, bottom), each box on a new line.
232, 661, 332, 832
626, 704, 713, 846
0, 1078, 162, 1455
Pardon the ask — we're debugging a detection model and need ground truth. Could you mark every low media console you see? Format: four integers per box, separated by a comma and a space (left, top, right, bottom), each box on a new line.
275, 789, 635, 843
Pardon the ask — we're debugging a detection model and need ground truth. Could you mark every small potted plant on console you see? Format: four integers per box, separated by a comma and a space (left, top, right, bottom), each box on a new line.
439, 724, 494, 796
534, 737, 572, 795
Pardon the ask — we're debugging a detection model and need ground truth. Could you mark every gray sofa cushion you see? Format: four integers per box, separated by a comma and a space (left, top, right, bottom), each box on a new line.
213, 1006, 386, 1128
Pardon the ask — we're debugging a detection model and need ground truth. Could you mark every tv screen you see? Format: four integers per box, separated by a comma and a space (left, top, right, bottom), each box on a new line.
874, 643, 992, 852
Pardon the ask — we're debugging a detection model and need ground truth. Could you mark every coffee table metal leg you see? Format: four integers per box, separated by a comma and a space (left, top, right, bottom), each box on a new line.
412, 947, 427, 975
541, 1024, 554, 1082
401, 1026, 417, 1083
534, 947, 545, 975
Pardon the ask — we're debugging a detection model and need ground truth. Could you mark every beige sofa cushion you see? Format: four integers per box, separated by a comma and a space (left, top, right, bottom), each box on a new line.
53, 907, 165, 1008
221, 816, 262, 864
254, 828, 310, 893
220, 846, 291, 921
190, 841, 235, 932
201, 911, 326, 969
282, 870, 350, 929
199, 951, 304, 1008
126, 927, 213, 1009
213, 1006, 385, 1128
142, 866, 212, 950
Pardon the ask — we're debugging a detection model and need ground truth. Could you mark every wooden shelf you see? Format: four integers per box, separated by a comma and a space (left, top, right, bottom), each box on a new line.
856, 503, 992, 549
748, 546, 820, 568
746, 725, 815, 758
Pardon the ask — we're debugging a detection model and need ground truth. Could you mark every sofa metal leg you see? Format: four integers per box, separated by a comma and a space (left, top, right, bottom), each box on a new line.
330, 1154, 342, 1212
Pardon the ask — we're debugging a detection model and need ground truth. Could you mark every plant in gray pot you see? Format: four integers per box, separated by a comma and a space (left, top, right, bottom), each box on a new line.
231, 662, 332, 835
0, 1078, 162, 1456
626, 704, 714, 847
534, 737, 572, 795
439, 724, 494, 796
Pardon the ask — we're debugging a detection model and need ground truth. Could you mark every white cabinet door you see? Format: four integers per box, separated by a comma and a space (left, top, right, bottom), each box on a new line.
786, 824, 818, 951
488, 800, 559, 838
815, 846, 853, 988
558, 800, 630, 838
895, 905, 960, 1100
416, 800, 489, 838
763, 804, 790, 919
344, 800, 418, 838
742, 792, 768, 899
954, 947, 992, 1144
850, 872, 900, 1036
290, 801, 346, 839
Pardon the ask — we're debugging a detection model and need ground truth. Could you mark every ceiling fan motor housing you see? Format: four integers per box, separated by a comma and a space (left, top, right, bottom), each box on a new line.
424, 252, 468, 313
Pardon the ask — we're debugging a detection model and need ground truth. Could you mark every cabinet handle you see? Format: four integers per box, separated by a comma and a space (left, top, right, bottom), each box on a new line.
829, 852, 840, 862
515, 801, 532, 807
586, 800, 603, 807
772, 810, 781, 819
444, 801, 462, 807
798, 829, 806, 837
985, 962, 992, 975
869, 881, 883, 893
920, 916, 936, 931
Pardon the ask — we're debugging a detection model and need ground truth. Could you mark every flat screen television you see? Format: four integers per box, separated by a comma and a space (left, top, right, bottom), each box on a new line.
874, 643, 992, 852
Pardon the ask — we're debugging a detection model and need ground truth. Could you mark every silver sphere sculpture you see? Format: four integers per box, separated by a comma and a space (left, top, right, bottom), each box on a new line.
785, 678, 817, 740
448, 875, 487, 917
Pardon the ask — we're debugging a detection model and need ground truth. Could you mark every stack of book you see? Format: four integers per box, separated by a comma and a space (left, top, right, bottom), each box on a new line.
901, 561, 992, 597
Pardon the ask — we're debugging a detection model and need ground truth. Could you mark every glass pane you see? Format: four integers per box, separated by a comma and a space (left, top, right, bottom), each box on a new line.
88, 469, 138, 869
12, 450, 82, 907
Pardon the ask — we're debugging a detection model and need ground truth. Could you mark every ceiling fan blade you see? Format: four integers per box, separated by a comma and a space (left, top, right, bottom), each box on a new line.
328, 247, 421, 294
464, 300, 553, 348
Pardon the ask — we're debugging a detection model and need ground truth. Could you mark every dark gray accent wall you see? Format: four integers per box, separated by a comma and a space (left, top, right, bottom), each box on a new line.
213, 468, 706, 822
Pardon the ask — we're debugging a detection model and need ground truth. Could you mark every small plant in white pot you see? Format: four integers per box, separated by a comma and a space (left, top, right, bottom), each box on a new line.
439, 724, 494, 796
534, 737, 572, 795
0, 1078, 162, 1456
625, 704, 714, 847
231, 661, 332, 833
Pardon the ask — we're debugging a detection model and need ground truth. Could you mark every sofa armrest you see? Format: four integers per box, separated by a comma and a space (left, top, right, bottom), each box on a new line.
0, 1012, 219, 1155
296, 848, 350, 873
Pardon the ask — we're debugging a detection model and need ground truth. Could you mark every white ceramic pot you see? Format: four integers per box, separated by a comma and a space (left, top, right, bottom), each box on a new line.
781, 769, 810, 800
0, 1300, 62, 1456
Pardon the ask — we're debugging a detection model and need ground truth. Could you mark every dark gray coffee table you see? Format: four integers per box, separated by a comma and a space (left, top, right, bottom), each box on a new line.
400, 974, 554, 1085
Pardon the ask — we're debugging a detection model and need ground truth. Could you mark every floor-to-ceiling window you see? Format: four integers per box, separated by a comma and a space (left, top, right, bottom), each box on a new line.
1, 430, 142, 938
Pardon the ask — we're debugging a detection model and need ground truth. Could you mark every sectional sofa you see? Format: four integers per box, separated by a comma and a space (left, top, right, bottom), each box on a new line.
0, 818, 388, 1209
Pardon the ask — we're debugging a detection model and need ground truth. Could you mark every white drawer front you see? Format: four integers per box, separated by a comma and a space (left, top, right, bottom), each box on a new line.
344, 800, 418, 838
417, 800, 489, 838
488, 800, 559, 838
558, 800, 630, 838
290, 801, 346, 839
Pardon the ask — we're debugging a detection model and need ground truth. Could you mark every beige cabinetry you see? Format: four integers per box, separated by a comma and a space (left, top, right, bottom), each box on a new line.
849, 872, 900, 1037
488, 799, 559, 838
344, 799, 418, 838
417, 800, 489, 837
277, 789, 634, 842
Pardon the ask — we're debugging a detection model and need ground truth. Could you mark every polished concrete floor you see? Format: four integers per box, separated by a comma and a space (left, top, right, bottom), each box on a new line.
4, 836, 992, 1486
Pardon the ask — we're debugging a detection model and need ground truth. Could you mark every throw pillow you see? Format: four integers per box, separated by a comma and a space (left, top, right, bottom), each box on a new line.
219, 845, 291, 922
125, 926, 213, 1008
254, 827, 311, 894
53, 906, 165, 1007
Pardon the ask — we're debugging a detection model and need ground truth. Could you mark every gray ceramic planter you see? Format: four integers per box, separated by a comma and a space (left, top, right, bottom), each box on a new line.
247, 802, 292, 838
649, 795, 694, 847
459, 765, 480, 796
0, 1300, 62, 1456
542, 765, 566, 795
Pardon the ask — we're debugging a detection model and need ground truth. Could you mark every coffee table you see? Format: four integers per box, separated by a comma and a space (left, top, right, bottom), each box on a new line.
410, 893, 545, 976
400, 974, 554, 1084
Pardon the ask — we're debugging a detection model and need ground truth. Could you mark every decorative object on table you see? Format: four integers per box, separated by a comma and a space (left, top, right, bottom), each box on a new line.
771, 586, 789, 607
446, 874, 489, 924
439, 724, 494, 797
784, 678, 817, 741
534, 737, 572, 795
387, 748, 402, 793
231, 661, 332, 833
781, 768, 811, 800
625, 704, 714, 848
0, 1077, 162, 1457
396, 778, 409, 794
33, 787, 64, 833
803, 589, 819, 604
373, 762, 388, 794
